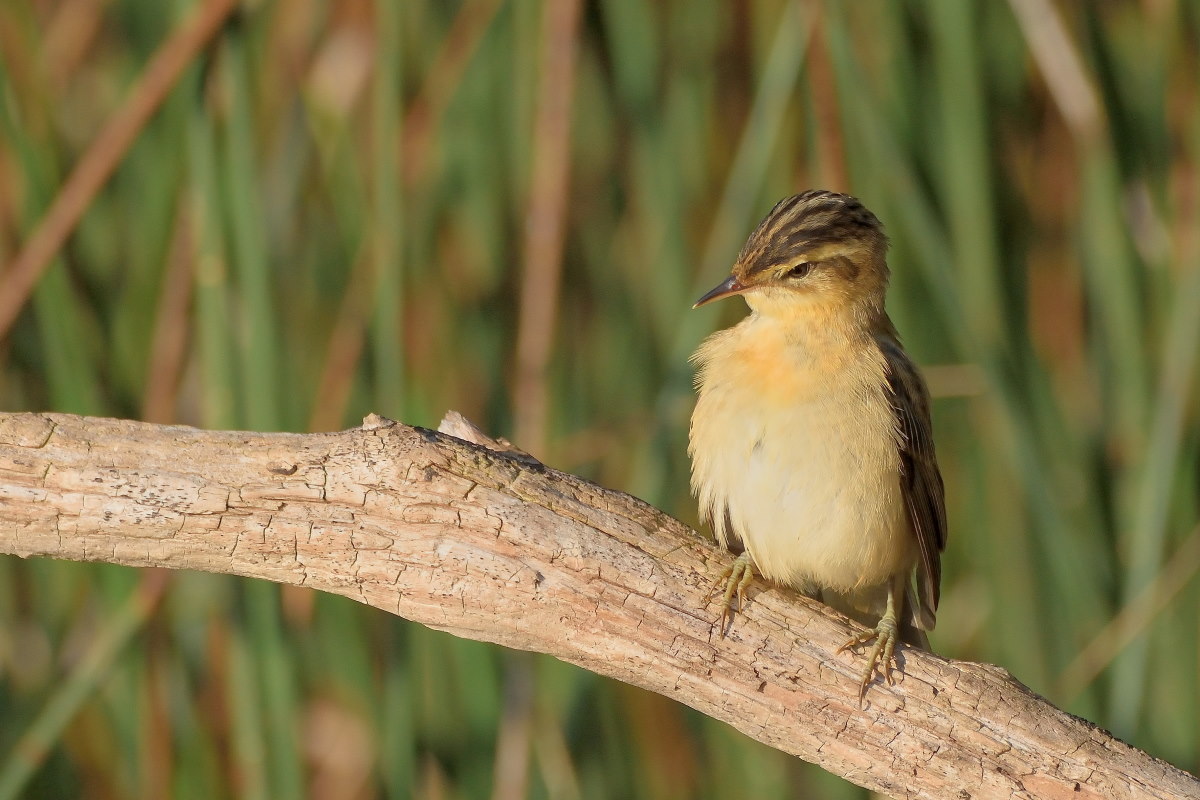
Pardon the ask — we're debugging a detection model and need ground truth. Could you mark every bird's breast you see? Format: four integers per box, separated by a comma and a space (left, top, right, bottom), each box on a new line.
689, 316, 914, 593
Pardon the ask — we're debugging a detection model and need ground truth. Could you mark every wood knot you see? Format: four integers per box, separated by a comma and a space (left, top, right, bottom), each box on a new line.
0, 414, 56, 448
361, 413, 397, 430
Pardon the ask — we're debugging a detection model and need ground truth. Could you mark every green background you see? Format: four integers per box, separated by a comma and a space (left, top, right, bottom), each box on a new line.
1, 0, 1198, 797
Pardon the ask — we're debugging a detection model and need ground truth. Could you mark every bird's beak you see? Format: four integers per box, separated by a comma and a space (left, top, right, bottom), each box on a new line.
692, 275, 746, 308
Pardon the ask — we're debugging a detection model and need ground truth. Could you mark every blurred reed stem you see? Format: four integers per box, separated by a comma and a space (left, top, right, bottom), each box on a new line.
1, 0, 1196, 795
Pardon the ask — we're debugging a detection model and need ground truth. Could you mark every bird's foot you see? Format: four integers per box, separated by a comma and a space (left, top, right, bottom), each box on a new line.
708, 552, 754, 637
837, 610, 899, 705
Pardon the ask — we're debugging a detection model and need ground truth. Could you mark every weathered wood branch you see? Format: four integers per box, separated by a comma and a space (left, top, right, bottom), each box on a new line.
0, 411, 1194, 800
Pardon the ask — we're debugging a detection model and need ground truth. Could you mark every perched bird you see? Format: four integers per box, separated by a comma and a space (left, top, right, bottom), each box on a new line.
688, 190, 946, 700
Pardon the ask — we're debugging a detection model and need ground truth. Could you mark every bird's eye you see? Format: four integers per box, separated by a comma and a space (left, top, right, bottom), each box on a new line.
784, 262, 812, 280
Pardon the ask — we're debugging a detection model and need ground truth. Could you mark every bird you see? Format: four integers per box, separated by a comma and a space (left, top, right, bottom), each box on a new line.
688, 190, 946, 701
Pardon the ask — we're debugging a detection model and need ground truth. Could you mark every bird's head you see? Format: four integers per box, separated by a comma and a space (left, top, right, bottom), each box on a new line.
694, 191, 890, 318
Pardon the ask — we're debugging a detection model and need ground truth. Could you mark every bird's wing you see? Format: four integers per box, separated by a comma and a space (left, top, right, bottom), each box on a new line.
878, 334, 947, 630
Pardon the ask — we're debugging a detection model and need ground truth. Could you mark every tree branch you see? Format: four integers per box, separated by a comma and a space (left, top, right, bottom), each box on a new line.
0, 411, 1194, 799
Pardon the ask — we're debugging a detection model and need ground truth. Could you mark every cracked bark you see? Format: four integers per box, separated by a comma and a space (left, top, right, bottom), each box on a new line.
0, 411, 1195, 800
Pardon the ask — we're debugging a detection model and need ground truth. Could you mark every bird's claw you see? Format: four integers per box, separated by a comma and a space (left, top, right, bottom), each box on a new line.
709, 553, 754, 637
838, 614, 899, 705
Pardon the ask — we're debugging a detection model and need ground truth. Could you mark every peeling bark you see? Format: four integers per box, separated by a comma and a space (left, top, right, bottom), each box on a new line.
0, 411, 1195, 800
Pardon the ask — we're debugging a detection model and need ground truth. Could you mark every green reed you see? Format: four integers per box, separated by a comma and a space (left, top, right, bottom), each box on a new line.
0, 1, 1196, 797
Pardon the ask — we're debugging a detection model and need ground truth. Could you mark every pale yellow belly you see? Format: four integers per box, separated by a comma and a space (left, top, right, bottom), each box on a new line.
689, 329, 915, 596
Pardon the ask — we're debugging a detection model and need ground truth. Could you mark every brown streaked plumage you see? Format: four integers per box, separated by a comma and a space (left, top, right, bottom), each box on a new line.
688, 190, 947, 702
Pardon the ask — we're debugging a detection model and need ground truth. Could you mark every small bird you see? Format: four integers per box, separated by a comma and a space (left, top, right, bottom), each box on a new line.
688, 190, 946, 700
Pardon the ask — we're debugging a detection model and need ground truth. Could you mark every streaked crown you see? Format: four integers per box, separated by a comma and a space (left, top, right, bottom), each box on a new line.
694, 190, 891, 309
737, 190, 886, 278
